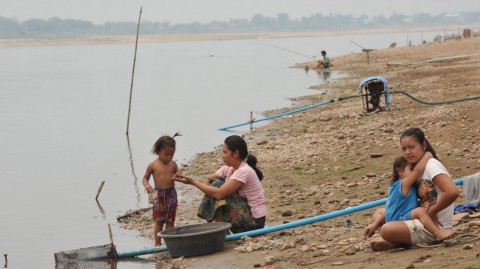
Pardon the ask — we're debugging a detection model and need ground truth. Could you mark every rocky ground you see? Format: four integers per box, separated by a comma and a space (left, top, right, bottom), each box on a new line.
119, 35, 480, 269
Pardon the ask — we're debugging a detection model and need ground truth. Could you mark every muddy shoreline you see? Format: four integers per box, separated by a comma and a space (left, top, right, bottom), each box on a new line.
118, 34, 480, 268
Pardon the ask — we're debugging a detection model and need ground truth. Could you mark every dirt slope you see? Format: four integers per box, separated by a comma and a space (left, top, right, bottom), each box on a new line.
121, 36, 480, 269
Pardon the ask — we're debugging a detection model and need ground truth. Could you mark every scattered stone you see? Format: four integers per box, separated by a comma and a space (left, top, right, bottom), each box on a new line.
234, 246, 247, 252
264, 256, 275, 265
282, 210, 293, 217
468, 221, 480, 227
301, 245, 310, 252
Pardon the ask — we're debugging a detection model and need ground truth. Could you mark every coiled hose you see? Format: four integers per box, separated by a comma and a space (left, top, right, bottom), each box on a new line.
392, 90, 480, 105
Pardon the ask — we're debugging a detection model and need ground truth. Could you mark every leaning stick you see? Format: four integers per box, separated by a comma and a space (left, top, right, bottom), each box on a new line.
126, 6, 143, 135
4, 254, 7, 268
95, 180, 105, 201
116, 207, 151, 222
108, 223, 114, 245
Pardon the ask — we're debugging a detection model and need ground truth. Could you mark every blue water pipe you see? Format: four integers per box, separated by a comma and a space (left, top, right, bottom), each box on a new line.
218, 75, 480, 131
117, 178, 464, 257
226, 179, 465, 241
217, 95, 359, 131
218, 76, 387, 131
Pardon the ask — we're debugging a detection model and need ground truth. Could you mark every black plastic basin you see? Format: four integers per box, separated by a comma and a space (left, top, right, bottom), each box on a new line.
158, 222, 232, 257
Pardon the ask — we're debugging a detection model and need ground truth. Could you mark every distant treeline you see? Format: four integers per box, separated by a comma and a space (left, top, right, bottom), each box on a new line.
1, 12, 480, 39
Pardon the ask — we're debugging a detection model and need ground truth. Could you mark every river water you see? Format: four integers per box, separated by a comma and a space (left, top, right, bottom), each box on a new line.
0, 30, 453, 268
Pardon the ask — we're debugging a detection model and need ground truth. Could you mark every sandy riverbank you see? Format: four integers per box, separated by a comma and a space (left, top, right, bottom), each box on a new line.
119, 36, 480, 268
1, 25, 479, 47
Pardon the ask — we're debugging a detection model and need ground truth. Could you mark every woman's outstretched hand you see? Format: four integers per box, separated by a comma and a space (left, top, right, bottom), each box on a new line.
171, 172, 193, 184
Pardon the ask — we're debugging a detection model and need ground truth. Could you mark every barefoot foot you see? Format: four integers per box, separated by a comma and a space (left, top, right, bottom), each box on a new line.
435, 229, 455, 241
369, 240, 396, 251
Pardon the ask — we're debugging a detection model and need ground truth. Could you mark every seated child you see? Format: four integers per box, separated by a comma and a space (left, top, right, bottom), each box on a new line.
386, 152, 455, 241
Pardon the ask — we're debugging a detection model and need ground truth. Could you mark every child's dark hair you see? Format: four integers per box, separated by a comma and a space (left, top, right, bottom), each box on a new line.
400, 128, 437, 159
392, 156, 408, 184
224, 135, 264, 181
151, 132, 181, 154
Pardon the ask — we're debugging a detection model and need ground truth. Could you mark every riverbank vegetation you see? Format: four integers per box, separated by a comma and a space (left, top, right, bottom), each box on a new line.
1, 11, 480, 39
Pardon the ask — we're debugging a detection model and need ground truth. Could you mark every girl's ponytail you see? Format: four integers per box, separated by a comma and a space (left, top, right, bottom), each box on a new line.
247, 154, 263, 181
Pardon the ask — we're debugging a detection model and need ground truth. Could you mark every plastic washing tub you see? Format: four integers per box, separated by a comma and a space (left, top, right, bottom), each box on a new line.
158, 222, 232, 257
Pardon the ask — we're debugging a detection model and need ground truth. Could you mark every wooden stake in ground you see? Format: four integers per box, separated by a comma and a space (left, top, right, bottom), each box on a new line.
250, 111, 253, 131
126, 6, 143, 135
108, 223, 114, 245
95, 180, 106, 201
3, 254, 7, 268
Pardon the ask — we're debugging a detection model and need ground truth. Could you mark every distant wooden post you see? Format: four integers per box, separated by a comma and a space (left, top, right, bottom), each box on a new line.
126, 6, 143, 135
250, 111, 253, 131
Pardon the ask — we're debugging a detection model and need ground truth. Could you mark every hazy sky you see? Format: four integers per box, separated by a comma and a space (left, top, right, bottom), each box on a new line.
2, 0, 480, 24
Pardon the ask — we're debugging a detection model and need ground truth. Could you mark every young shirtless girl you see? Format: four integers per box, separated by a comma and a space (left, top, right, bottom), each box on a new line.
142, 134, 180, 246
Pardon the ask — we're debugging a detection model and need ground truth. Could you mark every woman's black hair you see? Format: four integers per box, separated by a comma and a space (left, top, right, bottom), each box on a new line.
224, 135, 264, 181
400, 127, 437, 159
392, 156, 408, 184
151, 132, 181, 154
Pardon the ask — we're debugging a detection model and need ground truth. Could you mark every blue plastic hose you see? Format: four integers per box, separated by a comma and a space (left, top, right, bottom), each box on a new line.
218, 95, 359, 131
117, 178, 464, 257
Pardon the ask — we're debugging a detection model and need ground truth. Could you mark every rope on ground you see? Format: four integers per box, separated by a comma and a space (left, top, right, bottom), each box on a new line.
417, 233, 480, 248
297, 237, 365, 266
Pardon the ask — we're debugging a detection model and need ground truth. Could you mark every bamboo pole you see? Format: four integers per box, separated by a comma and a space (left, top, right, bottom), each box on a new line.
95, 180, 105, 201
126, 6, 143, 135
126, 135, 141, 203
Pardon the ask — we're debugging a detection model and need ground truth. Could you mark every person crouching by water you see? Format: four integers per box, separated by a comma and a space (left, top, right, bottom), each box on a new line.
172, 135, 266, 233
316, 50, 331, 69
142, 133, 180, 247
